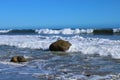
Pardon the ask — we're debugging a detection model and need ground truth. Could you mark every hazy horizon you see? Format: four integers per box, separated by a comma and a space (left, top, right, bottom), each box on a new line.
0, 24, 120, 30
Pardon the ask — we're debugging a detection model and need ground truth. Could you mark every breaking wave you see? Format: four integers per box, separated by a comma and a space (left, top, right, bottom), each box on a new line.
0, 35, 120, 59
35, 28, 93, 34
0, 28, 120, 35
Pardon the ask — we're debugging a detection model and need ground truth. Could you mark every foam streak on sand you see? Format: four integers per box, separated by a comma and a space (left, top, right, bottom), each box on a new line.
0, 35, 120, 59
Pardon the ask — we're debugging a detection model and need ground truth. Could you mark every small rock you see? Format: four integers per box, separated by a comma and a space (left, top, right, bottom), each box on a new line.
85, 74, 91, 77
10, 56, 27, 63
84, 71, 92, 77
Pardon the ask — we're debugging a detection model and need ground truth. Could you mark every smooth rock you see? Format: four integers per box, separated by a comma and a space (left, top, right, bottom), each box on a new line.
49, 40, 71, 51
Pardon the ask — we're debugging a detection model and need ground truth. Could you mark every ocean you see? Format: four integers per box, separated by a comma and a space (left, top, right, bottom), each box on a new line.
0, 28, 120, 80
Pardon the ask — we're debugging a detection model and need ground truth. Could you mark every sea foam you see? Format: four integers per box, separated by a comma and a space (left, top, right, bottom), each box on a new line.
0, 30, 11, 33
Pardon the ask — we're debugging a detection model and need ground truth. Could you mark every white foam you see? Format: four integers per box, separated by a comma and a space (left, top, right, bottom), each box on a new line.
0, 30, 11, 33
0, 35, 51, 50
33, 73, 119, 80
0, 35, 120, 59
35, 28, 93, 34
113, 28, 120, 33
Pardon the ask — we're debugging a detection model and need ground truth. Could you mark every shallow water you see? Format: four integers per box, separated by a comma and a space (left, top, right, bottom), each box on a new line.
0, 45, 120, 80
0, 28, 120, 79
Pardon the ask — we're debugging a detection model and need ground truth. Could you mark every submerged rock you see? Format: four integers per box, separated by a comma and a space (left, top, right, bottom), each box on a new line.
10, 56, 27, 63
49, 40, 71, 51
84, 72, 91, 77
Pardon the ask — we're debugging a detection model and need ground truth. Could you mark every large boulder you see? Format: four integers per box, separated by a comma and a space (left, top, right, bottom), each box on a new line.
49, 40, 71, 51
10, 56, 27, 63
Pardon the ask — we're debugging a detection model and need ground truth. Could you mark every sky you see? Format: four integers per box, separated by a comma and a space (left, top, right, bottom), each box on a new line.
0, 0, 120, 29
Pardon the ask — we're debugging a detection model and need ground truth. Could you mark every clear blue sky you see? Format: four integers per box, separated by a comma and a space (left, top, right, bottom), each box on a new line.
0, 0, 120, 29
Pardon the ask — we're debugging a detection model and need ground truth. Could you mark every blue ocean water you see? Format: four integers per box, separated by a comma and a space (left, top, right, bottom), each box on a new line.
0, 28, 120, 80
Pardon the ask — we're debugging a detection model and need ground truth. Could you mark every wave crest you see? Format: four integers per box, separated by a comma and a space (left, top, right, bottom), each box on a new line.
35, 28, 93, 34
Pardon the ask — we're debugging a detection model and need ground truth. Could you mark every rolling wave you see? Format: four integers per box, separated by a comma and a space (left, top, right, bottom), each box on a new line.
0, 28, 120, 35
0, 29, 35, 35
